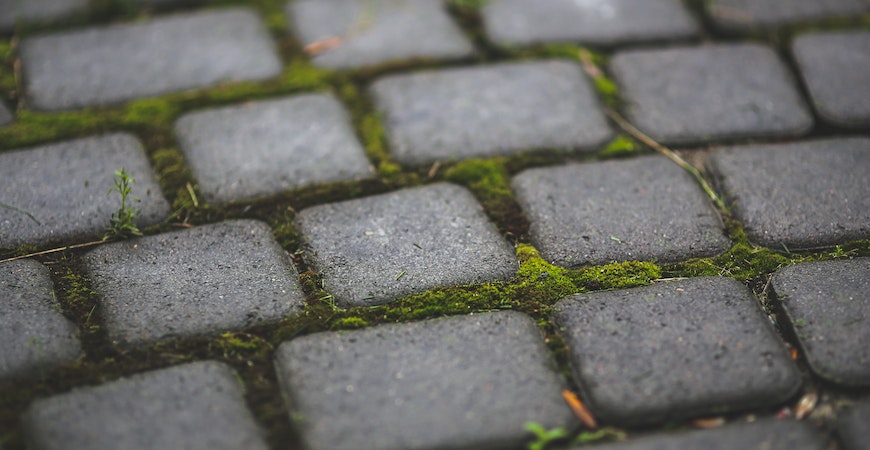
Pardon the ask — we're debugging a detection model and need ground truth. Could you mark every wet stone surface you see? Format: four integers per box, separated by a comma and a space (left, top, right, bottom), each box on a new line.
274, 311, 574, 450
0, 0, 88, 33
771, 258, 870, 387
82, 220, 305, 346
554, 277, 802, 425
511, 155, 730, 268
839, 400, 870, 450
371, 60, 612, 166
706, 137, 870, 250
295, 183, 517, 307
705, 0, 869, 32
22, 361, 268, 450
175, 94, 373, 204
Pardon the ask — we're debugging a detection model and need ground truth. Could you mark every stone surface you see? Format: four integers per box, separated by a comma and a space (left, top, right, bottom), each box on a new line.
839, 400, 870, 450
371, 60, 612, 166
611, 43, 813, 145
706, 137, 870, 249
20, 8, 281, 111
0, 0, 88, 32
482, 0, 698, 47
0, 260, 80, 381
706, 0, 869, 32
82, 220, 305, 346
0, 102, 12, 127
511, 155, 730, 268
295, 183, 516, 307
554, 277, 802, 425
288, 0, 473, 69
792, 30, 870, 128
175, 94, 373, 204
771, 258, 870, 386
0, 134, 171, 250
22, 361, 268, 450
274, 311, 574, 450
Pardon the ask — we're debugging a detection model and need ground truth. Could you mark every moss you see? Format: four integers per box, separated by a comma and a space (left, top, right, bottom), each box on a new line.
444, 158, 529, 239
151, 147, 198, 214
333, 317, 369, 330
0, 110, 117, 151
208, 332, 273, 361
121, 98, 179, 130
0, 40, 17, 102
599, 135, 641, 158
572, 260, 662, 291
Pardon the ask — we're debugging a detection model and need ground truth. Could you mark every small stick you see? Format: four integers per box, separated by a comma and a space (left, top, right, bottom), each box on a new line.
561, 389, 598, 429
0, 240, 105, 264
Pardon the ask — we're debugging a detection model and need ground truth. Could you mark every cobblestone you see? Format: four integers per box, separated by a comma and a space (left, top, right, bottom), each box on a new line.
0, 102, 12, 127
0, 0, 88, 33
705, 0, 869, 32
839, 400, 870, 450
274, 311, 573, 450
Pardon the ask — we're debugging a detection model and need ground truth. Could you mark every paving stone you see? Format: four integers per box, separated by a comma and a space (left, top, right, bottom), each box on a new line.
371, 60, 612, 166
23, 361, 268, 450
611, 44, 813, 145
511, 155, 730, 268
481, 0, 698, 47
0, 0, 88, 33
175, 94, 373, 204
274, 311, 574, 450
0, 101, 12, 127
0, 134, 171, 250
82, 220, 304, 346
295, 183, 516, 307
839, 400, 870, 450
792, 30, 870, 128
706, 0, 869, 32
20, 8, 281, 111
706, 137, 870, 250
771, 258, 870, 387
0, 260, 80, 381
287, 0, 473, 69
554, 277, 802, 425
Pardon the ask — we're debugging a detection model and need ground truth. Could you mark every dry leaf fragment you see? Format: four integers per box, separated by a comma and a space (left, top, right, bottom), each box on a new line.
562, 389, 598, 429
304, 36, 343, 55
692, 417, 725, 429
795, 390, 818, 420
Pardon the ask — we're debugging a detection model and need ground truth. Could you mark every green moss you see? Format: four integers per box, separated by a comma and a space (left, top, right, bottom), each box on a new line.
208, 332, 273, 362
599, 135, 641, 158
121, 98, 179, 130
573, 260, 662, 291
151, 147, 198, 213
444, 158, 528, 238
333, 317, 369, 330
0, 110, 117, 150
0, 40, 16, 101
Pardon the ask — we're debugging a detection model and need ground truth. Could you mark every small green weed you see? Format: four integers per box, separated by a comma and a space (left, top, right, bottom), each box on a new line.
105, 167, 142, 239
524, 422, 568, 450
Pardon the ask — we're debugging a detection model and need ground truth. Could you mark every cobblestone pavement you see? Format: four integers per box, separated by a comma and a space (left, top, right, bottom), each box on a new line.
1, 1, 869, 449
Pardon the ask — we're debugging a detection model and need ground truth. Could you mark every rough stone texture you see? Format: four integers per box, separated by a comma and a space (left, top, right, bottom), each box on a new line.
554, 277, 802, 425
511, 156, 730, 268
576, 418, 827, 450
371, 60, 612, 166
611, 44, 813, 145
0, 102, 12, 127
20, 8, 282, 111
0, 260, 80, 381
771, 258, 870, 387
295, 183, 517, 307
706, 137, 870, 250
288, 0, 473, 69
22, 361, 268, 450
482, 0, 698, 47
706, 0, 869, 32
839, 400, 870, 450
0, 0, 88, 33
792, 30, 870, 128
175, 94, 373, 204
274, 311, 574, 450
82, 220, 305, 346
0, 134, 171, 250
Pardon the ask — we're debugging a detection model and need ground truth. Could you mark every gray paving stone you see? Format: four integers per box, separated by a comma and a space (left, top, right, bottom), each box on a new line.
771, 258, 870, 387
0, 134, 171, 250
706, 0, 869, 32
175, 94, 373, 204
20, 8, 281, 111
295, 183, 516, 307
82, 220, 304, 346
274, 311, 574, 450
0, 0, 88, 33
792, 30, 870, 128
0, 260, 80, 381
22, 361, 268, 450
482, 0, 698, 47
0, 101, 12, 127
611, 44, 813, 145
288, 0, 473, 69
706, 137, 870, 250
512, 155, 730, 268
839, 400, 870, 450
371, 60, 612, 166
554, 277, 802, 425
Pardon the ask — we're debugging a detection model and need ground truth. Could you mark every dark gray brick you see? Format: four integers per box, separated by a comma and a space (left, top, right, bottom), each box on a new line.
20, 8, 281, 111
482, 0, 698, 47
82, 220, 304, 346
175, 94, 373, 204
839, 400, 870, 450
706, 0, 869, 32
554, 277, 802, 425
1, 260, 80, 381
295, 183, 516, 307
611, 44, 813, 145
288, 0, 473, 69
512, 156, 729, 268
23, 361, 268, 450
0, 0, 88, 33
371, 60, 612, 166
0, 101, 12, 127
706, 137, 870, 250
0, 134, 171, 250
792, 30, 870, 128
274, 311, 574, 450
771, 258, 870, 387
